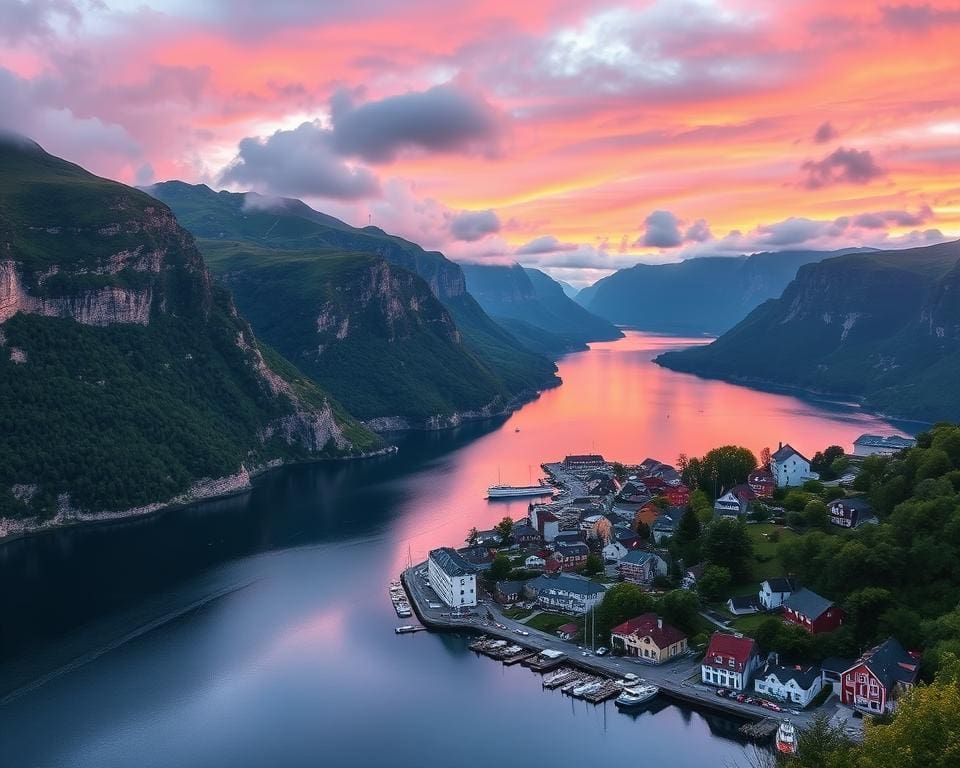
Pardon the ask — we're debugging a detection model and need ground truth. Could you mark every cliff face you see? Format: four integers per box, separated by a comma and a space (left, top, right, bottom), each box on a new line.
0, 135, 380, 526
655, 240, 960, 421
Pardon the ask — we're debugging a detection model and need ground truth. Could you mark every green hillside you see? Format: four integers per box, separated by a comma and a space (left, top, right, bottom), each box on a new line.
0, 136, 380, 521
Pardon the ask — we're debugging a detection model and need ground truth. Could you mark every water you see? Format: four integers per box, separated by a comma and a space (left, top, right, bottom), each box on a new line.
0, 332, 911, 768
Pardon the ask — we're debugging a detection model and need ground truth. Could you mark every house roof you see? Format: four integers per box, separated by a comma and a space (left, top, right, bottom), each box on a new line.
772, 444, 809, 464
555, 542, 589, 557
758, 662, 821, 690
730, 483, 756, 501
783, 588, 834, 620
850, 637, 920, 690
829, 497, 873, 513
749, 469, 774, 483
652, 513, 678, 531
728, 595, 759, 611
557, 622, 579, 634
527, 574, 607, 596
619, 550, 658, 566
429, 547, 478, 577
705, 633, 757, 671
762, 577, 795, 593
511, 523, 538, 536
610, 613, 687, 647
686, 562, 707, 580
555, 531, 587, 543
496, 580, 525, 595
821, 656, 855, 675
614, 526, 641, 542
853, 434, 916, 449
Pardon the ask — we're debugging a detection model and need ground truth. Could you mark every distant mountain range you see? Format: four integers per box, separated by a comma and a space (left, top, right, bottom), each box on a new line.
656, 240, 960, 422
148, 182, 561, 428
0, 137, 381, 524
576, 249, 868, 335
461, 262, 622, 355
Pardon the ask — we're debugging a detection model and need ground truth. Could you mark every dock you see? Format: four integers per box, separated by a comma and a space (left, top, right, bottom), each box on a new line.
739, 718, 779, 741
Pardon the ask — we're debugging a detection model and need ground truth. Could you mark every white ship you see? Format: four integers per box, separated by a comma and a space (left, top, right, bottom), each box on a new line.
615, 684, 659, 708
487, 481, 555, 499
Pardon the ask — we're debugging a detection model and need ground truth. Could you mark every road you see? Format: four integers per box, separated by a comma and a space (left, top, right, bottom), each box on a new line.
402, 563, 851, 731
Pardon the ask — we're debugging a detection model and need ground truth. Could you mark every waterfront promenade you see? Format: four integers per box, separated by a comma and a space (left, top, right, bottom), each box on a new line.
402, 563, 846, 729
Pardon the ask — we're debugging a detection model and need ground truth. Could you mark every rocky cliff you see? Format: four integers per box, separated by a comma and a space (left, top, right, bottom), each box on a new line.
0, 135, 381, 529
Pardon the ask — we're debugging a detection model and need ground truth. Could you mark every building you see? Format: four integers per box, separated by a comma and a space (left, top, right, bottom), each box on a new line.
510, 523, 541, 546
821, 656, 855, 697
428, 547, 478, 608
529, 508, 560, 542
758, 577, 795, 611
726, 596, 760, 615
610, 614, 688, 663
651, 512, 679, 544
525, 575, 607, 614
602, 541, 628, 561
556, 623, 579, 640
771, 444, 812, 487
662, 483, 690, 507
828, 498, 877, 529
701, 633, 761, 691
714, 484, 755, 518
551, 542, 589, 571
748, 468, 775, 498
563, 454, 606, 470
840, 637, 920, 714
494, 580, 524, 604
852, 434, 916, 457
613, 525, 643, 550
682, 562, 706, 590
474, 529, 503, 546
524, 554, 546, 569
782, 588, 844, 634
458, 544, 495, 569
754, 662, 823, 708
617, 550, 668, 586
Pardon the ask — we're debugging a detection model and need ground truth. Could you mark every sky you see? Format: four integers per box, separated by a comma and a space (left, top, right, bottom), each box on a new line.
2, 0, 960, 287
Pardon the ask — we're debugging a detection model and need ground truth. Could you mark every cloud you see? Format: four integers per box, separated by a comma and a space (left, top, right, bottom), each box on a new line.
641, 210, 684, 248
813, 121, 837, 143
219, 121, 380, 199
329, 84, 502, 163
684, 218, 712, 242
515, 235, 579, 255
449, 209, 500, 241
851, 206, 933, 229
0, 0, 82, 43
881, 4, 960, 31
801, 147, 885, 189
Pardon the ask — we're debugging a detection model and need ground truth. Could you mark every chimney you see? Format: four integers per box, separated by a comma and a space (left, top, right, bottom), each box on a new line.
778, 441, 783, 450
657, 618, 663, 629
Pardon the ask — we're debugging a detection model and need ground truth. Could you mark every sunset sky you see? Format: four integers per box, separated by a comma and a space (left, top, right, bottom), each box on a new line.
3, 1, 960, 286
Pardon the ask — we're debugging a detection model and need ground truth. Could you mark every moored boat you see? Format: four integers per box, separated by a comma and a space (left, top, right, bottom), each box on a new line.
615, 684, 659, 708
776, 720, 798, 755
487, 482, 555, 498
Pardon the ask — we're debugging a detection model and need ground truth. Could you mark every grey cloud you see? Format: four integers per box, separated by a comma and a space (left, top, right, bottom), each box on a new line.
852, 206, 933, 229
684, 219, 712, 242
641, 210, 683, 248
813, 121, 837, 143
329, 84, 501, 163
449, 209, 500, 241
220, 121, 379, 199
881, 4, 960, 30
801, 147, 885, 189
0, 0, 81, 43
515, 235, 578, 255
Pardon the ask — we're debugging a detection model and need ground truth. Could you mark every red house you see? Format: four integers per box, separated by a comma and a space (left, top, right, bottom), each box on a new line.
782, 588, 844, 634
840, 637, 920, 715
662, 483, 690, 507
551, 542, 589, 572
748, 468, 775, 498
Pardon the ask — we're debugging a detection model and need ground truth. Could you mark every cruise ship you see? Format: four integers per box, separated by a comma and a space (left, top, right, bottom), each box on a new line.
487, 481, 555, 499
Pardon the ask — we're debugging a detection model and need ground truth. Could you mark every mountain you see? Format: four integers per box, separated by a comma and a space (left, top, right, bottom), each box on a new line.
655, 240, 960, 422
460, 263, 622, 354
556, 279, 579, 300
0, 136, 382, 528
148, 183, 559, 424
577, 249, 867, 334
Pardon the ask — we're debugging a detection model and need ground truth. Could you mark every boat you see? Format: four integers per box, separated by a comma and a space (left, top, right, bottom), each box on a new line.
561, 678, 582, 694
615, 684, 659, 708
487, 481, 555, 499
395, 625, 420, 634
571, 680, 601, 696
776, 720, 798, 755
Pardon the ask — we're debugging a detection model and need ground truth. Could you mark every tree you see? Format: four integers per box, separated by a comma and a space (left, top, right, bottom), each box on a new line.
803, 500, 829, 530
489, 553, 512, 581
696, 564, 732, 601
760, 446, 772, 469
812, 445, 845, 480
658, 589, 700, 633
635, 521, 651, 540
611, 461, 628, 481
843, 587, 894, 644
702, 518, 754, 581
673, 506, 703, 564
594, 516, 613, 545
493, 516, 514, 542
583, 553, 603, 575
466, 526, 479, 546
595, 583, 655, 640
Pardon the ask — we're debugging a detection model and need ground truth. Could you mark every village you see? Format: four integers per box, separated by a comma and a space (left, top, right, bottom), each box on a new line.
397, 433, 922, 751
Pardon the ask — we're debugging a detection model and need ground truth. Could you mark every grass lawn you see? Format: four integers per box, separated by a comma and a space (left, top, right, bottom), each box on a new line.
729, 613, 772, 634
525, 612, 580, 635
746, 523, 800, 582
502, 607, 534, 620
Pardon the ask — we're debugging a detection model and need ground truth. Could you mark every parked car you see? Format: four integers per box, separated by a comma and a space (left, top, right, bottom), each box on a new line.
595, 647, 609, 656
761, 701, 782, 712
715, 688, 729, 698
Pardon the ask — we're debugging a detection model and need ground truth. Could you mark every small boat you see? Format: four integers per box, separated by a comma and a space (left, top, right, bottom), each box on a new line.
561, 678, 582, 694
515, 427, 520, 432
395, 625, 420, 634
572, 680, 601, 696
615, 684, 659, 708
487, 481, 555, 499
776, 720, 798, 755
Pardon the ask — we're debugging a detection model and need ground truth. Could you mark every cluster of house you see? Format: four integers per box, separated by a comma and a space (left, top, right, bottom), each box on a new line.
700, 632, 920, 714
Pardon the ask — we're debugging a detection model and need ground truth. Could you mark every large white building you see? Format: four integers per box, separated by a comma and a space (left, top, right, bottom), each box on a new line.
428, 547, 477, 608
754, 662, 823, 707
771, 444, 812, 487
852, 434, 916, 457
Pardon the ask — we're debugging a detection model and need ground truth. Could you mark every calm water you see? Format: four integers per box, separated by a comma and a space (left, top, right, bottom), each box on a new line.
0, 332, 911, 768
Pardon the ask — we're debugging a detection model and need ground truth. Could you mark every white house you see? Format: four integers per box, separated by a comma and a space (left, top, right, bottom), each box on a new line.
758, 577, 795, 611
529, 507, 560, 542
754, 662, 823, 708
701, 633, 761, 692
524, 575, 606, 614
525, 554, 546, 569
428, 547, 477, 608
601, 541, 628, 561
771, 443, 812, 487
